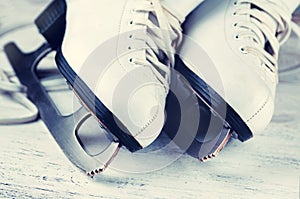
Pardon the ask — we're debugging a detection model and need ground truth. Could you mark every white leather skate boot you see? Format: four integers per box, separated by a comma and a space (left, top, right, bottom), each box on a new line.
56, 0, 180, 152
176, 0, 299, 141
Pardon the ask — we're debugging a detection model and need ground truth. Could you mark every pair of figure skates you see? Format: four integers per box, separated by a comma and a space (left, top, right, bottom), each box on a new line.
2, 0, 299, 176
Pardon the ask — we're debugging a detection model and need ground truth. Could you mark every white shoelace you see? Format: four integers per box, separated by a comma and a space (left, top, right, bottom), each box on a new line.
0, 69, 38, 124
234, 0, 296, 80
128, 0, 182, 91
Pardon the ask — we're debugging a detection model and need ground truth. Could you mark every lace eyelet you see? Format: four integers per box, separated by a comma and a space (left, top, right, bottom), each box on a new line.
233, 11, 237, 16
129, 34, 133, 39
129, 20, 134, 25
240, 47, 247, 54
128, 46, 132, 50
234, 35, 239, 40
233, 22, 238, 27
233, 1, 238, 6
129, 58, 133, 63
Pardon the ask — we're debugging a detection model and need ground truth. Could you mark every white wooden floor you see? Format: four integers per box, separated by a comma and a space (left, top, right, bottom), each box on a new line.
0, 1, 299, 198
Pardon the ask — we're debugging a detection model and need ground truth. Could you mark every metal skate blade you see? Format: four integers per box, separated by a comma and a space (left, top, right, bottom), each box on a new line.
191, 87, 233, 162
4, 42, 121, 176
165, 68, 233, 162
199, 128, 232, 162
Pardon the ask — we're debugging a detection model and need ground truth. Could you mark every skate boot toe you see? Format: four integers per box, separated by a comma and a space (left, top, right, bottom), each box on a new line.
245, 93, 274, 134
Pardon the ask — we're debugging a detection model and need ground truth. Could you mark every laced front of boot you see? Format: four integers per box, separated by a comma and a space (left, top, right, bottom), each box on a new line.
127, 0, 182, 92
232, 0, 295, 80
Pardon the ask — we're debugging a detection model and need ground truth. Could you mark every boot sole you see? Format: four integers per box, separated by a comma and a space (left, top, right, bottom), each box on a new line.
56, 49, 143, 152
